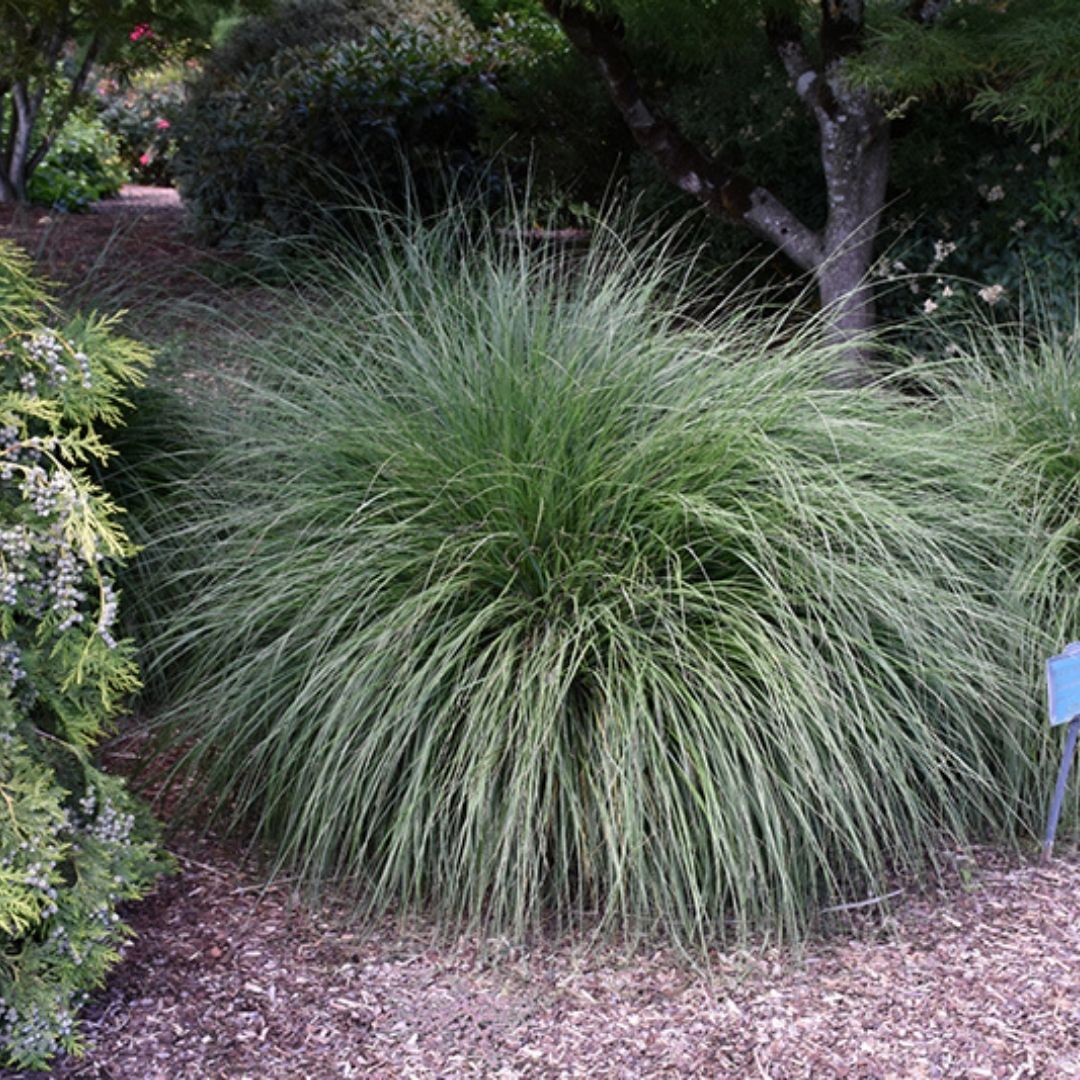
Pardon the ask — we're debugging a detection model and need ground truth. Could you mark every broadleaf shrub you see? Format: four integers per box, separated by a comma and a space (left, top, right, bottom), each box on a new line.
0, 242, 163, 1070
458, 0, 544, 31
201, 0, 472, 81
97, 66, 187, 186
173, 2, 494, 240
27, 108, 129, 212
137, 212, 1047, 948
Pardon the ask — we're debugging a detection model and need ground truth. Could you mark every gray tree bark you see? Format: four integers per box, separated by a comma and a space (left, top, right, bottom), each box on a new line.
541, 0, 908, 385
768, 1, 889, 381
7, 83, 39, 203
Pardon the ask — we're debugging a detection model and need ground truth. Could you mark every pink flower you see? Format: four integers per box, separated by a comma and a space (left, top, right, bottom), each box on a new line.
155, 118, 171, 130
130, 23, 151, 41
139, 152, 151, 166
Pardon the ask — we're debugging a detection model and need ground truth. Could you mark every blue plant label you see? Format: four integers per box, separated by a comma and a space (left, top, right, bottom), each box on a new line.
1047, 642, 1080, 726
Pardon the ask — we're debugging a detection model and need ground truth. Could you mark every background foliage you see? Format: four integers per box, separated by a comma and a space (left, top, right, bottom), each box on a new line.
197, 0, 470, 80
164, 0, 1080, 323
172, 1, 498, 240
97, 65, 187, 185
27, 107, 129, 211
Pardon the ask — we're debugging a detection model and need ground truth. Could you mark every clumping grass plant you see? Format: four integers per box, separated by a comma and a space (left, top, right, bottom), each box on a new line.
139, 211, 1047, 947
926, 300, 1080, 646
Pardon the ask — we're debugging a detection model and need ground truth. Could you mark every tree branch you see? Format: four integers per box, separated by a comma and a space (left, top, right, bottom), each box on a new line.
765, 7, 836, 119
541, 0, 824, 271
10, 81, 33, 200
765, 10, 813, 88
26, 32, 102, 178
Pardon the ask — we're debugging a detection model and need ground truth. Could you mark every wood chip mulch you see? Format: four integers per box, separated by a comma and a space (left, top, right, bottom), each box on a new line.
2, 832, 1076, 1080
0, 186, 202, 290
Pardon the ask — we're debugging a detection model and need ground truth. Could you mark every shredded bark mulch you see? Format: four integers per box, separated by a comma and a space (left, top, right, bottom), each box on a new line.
2, 834, 1075, 1079
0, 186, 202, 290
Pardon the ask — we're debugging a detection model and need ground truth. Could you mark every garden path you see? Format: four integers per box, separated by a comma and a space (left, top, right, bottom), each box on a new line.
0, 186, 194, 293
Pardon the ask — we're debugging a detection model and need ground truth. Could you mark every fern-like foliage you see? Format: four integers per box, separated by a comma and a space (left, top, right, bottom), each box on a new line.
856, 0, 1080, 138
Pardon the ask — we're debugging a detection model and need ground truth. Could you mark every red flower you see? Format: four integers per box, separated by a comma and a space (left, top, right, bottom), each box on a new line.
139, 152, 151, 166
155, 118, 171, 130
130, 23, 152, 41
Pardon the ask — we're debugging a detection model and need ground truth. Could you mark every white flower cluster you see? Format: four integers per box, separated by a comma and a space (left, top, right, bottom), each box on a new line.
81, 788, 137, 848
24, 331, 91, 392
0, 992, 80, 1067
0, 642, 25, 689
26, 332, 68, 389
0, 414, 119, 654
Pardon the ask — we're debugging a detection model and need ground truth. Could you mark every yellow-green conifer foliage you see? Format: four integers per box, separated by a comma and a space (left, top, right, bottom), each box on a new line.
0, 242, 164, 1070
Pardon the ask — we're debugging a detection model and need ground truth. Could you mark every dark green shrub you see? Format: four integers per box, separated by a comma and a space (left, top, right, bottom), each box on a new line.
875, 105, 1080, 328
203, 0, 472, 81
174, 27, 500, 241
0, 242, 164, 1070
458, 0, 545, 30
476, 13, 632, 213
27, 109, 129, 212
137, 211, 1046, 949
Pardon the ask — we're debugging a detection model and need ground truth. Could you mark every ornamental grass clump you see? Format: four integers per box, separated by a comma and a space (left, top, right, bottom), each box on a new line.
0, 242, 163, 1070
144, 213, 1044, 947
928, 301, 1080, 645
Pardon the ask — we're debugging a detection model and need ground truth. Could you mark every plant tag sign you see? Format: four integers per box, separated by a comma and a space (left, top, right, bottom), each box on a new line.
1047, 642, 1080, 726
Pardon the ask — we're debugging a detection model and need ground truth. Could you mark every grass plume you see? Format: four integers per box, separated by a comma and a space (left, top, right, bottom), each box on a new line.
133, 210, 1046, 947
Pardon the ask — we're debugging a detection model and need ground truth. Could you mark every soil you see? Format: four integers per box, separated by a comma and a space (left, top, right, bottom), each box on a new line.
14, 828, 1080, 1079
5, 188, 1080, 1079
0, 185, 200, 293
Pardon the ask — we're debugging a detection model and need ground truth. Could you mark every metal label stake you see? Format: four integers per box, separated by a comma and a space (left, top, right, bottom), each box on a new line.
1043, 643, 1080, 861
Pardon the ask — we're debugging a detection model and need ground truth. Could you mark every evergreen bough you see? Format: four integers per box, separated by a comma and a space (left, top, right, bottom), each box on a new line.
0, 242, 163, 1070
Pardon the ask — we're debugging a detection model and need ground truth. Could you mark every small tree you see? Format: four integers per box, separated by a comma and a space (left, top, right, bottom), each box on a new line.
540, 0, 1079, 380
0, 0, 252, 205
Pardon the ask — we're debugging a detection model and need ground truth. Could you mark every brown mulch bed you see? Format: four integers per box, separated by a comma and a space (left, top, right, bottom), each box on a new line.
6, 833, 1080, 1079
0, 186, 202, 292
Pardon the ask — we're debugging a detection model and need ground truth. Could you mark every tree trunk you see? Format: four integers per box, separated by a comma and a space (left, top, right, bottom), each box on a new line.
543, 0, 896, 384
25, 33, 102, 181
7, 82, 37, 203
814, 76, 890, 384
766, 1, 891, 384
0, 2, 101, 207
